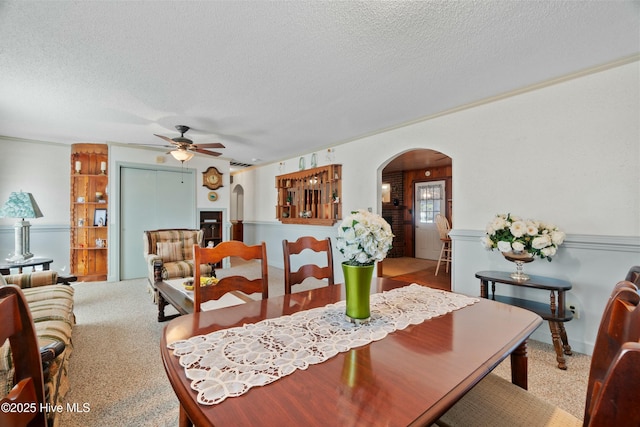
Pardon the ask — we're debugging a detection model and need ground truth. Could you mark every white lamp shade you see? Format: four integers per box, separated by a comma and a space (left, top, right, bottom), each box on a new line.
171, 149, 195, 162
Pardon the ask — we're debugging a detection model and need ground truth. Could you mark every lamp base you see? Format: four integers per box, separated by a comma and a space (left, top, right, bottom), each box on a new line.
9, 219, 35, 263
6, 253, 33, 263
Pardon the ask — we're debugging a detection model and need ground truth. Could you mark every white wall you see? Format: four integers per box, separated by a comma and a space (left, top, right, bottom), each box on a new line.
0, 139, 71, 272
0, 139, 71, 225
233, 61, 640, 355
0, 140, 231, 278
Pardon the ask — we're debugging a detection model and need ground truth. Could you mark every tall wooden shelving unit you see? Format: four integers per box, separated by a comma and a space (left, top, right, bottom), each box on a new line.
275, 164, 342, 225
70, 143, 108, 281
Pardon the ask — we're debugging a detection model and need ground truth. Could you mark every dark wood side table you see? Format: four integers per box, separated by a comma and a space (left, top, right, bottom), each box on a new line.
57, 274, 78, 285
0, 257, 54, 275
476, 270, 573, 369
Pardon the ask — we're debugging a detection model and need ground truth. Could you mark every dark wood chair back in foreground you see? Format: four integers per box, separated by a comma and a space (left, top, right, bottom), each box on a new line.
0, 285, 47, 427
437, 280, 640, 427
282, 236, 334, 294
192, 241, 269, 312
624, 265, 640, 286
583, 280, 640, 426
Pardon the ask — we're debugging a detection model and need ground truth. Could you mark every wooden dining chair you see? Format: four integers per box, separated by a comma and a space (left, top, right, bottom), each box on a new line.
192, 241, 269, 312
0, 285, 48, 427
282, 236, 334, 294
435, 214, 452, 276
625, 265, 640, 286
436, 280, 640, 427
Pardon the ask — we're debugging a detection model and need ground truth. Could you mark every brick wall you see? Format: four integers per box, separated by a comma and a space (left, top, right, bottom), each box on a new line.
381, 171, 405, 258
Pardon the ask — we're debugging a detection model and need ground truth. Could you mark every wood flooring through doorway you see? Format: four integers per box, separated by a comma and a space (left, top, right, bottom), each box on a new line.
381, 257, 451, 291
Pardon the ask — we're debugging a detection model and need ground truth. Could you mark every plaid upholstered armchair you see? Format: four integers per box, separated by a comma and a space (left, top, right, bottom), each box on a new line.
143, 229, 213, 290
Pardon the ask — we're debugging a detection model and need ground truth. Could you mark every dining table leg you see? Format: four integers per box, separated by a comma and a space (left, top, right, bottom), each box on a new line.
179, 405, 192, 427
510, 340, 529, 390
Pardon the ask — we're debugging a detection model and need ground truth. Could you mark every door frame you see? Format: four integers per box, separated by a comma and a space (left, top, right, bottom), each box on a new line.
108, 161, 197, 282
411, 176, 451, 258
414, 179, 447, 259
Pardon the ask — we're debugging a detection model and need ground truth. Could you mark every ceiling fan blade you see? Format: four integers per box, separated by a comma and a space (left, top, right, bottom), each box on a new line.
194, 148, 222, 157
154, 134, 178, 145
194, 142, 225, 149
126, 143, 174, 149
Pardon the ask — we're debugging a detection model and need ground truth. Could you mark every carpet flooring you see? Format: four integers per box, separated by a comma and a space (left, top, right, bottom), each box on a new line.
58, 279, 179, 427
58, 260, 589, 426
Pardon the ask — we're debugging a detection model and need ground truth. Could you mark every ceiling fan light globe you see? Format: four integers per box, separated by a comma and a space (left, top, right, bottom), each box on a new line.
171, 149, 194, 162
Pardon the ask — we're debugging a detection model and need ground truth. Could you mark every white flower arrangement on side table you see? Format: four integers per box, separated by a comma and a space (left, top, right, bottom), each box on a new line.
481, 213, 566, 262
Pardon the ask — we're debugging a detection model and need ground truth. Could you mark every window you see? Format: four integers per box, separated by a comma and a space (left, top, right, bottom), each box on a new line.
381, 182, 391, 203
417, 183, 443, 224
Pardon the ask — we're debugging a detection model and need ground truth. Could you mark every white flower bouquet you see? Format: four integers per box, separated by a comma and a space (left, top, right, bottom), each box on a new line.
337, 209, 394, 266
481, 213, 565, 261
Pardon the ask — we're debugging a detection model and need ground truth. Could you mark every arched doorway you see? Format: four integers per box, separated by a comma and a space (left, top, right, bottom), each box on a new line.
231, 184, 244, 241
378, 149, 452, 290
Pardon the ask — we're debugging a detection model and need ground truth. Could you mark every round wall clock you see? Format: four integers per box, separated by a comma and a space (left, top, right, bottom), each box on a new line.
202, 166, 223, 190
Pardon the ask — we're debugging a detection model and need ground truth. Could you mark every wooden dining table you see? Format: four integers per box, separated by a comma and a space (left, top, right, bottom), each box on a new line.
161, 278, 542, 427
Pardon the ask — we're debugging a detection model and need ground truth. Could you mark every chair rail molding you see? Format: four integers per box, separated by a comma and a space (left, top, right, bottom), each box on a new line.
448, 229, 640, 253
0, 224, 71, 273
242, 220, 340, 273
0, 224, 70, 234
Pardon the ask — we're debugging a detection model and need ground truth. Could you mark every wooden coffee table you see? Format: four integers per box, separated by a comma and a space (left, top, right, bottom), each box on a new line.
154, 279, 253, 322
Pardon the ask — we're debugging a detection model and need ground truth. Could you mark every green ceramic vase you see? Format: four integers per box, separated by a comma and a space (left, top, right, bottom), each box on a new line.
342, 262, 375, 321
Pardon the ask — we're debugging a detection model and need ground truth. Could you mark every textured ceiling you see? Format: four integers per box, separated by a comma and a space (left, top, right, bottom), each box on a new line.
1, 1, 638, 169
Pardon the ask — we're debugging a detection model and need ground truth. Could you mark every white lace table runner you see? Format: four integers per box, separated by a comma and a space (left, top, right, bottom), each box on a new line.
167, 283, 479, 405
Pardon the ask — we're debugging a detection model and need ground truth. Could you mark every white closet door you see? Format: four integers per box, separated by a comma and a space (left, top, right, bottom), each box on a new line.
120, 166, 195, 280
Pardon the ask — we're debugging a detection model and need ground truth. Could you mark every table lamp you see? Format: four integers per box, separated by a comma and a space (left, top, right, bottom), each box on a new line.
0, 191, 44, 262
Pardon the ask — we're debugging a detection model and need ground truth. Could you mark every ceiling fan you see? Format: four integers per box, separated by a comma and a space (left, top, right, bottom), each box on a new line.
154, 125, 225, 162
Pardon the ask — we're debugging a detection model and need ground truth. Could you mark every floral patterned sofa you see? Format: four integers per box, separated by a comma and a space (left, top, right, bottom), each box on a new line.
0, 270, 74, 427
143, 229, 213, 299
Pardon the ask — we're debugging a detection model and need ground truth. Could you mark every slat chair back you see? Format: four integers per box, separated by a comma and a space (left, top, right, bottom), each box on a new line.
435, 214, 451, 241
192, 241, 269, 312
434, 214, 452, 276
282, 236, 334, 294
0, 285, 47, 427
584, 280, 640, 425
